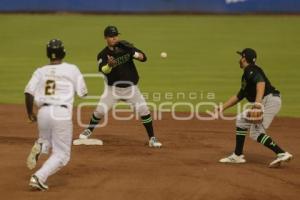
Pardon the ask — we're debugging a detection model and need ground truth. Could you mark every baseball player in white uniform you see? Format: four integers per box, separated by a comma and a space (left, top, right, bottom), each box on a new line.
25, 39, 88, 191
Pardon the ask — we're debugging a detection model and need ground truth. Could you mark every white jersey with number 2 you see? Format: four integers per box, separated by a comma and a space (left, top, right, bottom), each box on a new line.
24, 62, 87, 108
24, 62, 87, 185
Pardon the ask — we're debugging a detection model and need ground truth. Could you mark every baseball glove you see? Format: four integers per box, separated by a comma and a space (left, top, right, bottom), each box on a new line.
246, 104, 263, 124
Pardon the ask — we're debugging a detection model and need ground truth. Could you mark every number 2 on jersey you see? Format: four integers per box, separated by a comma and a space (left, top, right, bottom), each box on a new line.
45, 80, 56, 95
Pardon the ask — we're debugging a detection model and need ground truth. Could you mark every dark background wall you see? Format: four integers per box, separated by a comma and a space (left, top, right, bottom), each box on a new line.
0, 0, 300, 13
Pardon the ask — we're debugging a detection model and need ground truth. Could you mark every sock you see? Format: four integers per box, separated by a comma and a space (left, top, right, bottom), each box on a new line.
87, 113, 101, 132
141, 114, 154, 139
234, 127, 247, 156
257, 133, 285, 154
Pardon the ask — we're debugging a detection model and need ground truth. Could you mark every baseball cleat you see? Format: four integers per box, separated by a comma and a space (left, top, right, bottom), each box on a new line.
79, 129, 92, 139
29, 175, 49, 191
269, 152, 293, 168
148, 137, 162, 148
219, 153, 246, 163
27, 142, 42, 170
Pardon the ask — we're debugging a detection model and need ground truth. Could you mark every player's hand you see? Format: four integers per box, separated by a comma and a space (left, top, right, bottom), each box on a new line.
213, 105, 223, 119
107, 55, 117, 68
28, 113, 37, 123
133, 52, 144, 60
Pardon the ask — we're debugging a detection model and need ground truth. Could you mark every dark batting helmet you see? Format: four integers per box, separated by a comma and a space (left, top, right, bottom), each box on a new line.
46, 39, 66, 60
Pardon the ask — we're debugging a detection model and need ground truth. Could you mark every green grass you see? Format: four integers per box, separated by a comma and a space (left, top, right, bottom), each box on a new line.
0, 14, 300, 116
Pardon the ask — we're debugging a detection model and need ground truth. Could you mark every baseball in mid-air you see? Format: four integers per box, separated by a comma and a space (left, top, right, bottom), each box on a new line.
160, 52, 167, 58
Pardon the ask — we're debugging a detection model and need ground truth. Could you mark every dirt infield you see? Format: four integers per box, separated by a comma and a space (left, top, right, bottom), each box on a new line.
0, 104, 299, 200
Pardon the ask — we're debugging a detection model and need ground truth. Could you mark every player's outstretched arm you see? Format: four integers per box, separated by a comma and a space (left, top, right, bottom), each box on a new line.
218, 95, 240, 113
117, 40, 147, 62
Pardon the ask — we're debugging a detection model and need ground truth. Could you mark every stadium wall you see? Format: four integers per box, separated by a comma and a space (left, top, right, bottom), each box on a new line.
0, 0, 300, 13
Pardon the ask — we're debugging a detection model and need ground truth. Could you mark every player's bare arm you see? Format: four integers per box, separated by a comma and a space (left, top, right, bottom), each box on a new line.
215, 95, 240, 117
255, 82, 265, 104
25, 92, 37, 122
219, 95, 240, 113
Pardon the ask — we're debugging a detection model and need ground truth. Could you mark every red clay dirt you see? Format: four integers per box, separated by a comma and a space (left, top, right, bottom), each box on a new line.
0, 104, 299, 200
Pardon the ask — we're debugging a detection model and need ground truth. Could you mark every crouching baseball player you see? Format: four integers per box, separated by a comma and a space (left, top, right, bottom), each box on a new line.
79, 25, 162, 148
216, 48, 293, 168
25, 39, 88, 190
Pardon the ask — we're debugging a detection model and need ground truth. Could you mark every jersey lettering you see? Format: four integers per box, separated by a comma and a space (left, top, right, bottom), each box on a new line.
114, 53, 131, 66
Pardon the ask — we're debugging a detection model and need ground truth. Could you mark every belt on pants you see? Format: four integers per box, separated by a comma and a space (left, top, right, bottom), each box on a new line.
271, 92, 280, 97
42, 103, 68, 109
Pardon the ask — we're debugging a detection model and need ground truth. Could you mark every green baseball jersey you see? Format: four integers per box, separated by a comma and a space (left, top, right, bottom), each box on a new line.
237, 64, 279, 102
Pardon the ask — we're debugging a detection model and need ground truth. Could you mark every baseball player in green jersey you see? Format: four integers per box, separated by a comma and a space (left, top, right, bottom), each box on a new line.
79, 25, 162, 148
216, 48, 293, 168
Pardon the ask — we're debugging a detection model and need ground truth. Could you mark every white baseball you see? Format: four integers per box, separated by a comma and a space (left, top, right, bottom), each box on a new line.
160, 52, 167, 58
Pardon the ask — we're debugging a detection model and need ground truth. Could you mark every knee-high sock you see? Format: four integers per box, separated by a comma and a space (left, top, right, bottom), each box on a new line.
257, 133, 285, 154
234, 127, 247, 156
87, 113, 101, 132
141, 114, 154, 139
